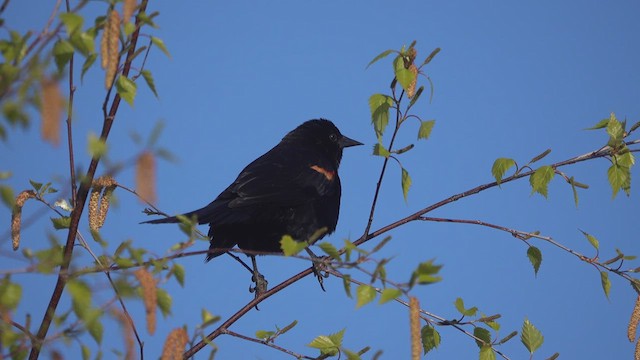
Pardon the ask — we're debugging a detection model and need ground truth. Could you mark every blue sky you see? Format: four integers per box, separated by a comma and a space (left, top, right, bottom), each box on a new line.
2, 1, 640, 359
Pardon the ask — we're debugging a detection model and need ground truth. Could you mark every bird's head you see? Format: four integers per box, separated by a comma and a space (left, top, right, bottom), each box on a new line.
283, 119, 363, 166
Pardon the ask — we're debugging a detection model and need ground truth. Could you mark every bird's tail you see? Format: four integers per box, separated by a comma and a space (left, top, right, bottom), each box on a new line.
141, 203, 216, 225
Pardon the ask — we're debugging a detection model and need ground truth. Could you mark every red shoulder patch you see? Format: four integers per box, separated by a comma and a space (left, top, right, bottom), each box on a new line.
310, 165, 335, 181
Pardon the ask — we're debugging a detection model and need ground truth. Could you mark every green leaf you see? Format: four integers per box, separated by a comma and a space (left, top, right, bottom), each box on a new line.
151, 36, 171, 58
529, 149, 552, 164
410, 260, 442, 286
200, 308, 220, 327
607, 162, 631, 198
393, 55, 415, 92
479, 345, 496, 360
491, 158, 515, 185
115, 75, 137, 106
421, 325, 441, 354
60, 13, 84, 34
529, 165, 555, 198
67, 280, 92, 320
526, 246, 542, 276
308, 329, 345, 356
156, 287, 172, 317
87, 317, 103, 344
81, 344, 91, 360
401, 167, 411, 202
172, 263, 185, 287
80, 53, 97, 82
579, 229, 599, 251
474, 327, 491, 348
454, 297, 478, 317
379, 288, 402, 304
88, 133, 108, 158
280, 235, 307, 256
318, 242, 340, 260
356, 284, 376, 308
70, 31, 95, 57
366, 49, 395, 69
0, 185, 15, 209
606, 113, 624, 145
0, 277, 22, 310
369, 94, 393, 139
417, 120, 435, 140
586, 118, 609, 130
521, 319, 544, 354
372, 143, 390, 157
50, 216, 71, 230
53, 39, 74, 72
615, 149, 635, 168
600, 271, 611, 299
344, 349, 362, 360
141, 69, 158, 98
255, 330, 275, 340
342, 274, 352, 298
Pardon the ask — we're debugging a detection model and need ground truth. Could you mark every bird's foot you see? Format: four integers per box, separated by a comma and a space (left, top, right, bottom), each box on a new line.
307, 250, 330, 292
249, 272, 268, 298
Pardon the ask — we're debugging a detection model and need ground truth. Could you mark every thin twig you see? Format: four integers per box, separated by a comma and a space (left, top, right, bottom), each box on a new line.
222, 329, 316, 359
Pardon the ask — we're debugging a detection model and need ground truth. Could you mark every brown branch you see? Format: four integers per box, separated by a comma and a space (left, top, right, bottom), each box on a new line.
222, 329, 316, 359
29, 1, 149, 358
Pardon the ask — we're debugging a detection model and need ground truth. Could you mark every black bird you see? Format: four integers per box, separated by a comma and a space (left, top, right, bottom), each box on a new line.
143, 119, 362, 292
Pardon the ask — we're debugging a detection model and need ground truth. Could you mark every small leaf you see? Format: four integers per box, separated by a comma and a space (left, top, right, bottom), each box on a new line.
369, 94, 393, 139
51, 216, 71, 229
115, 75, 137, 106
87, 318, 103, 344
529, 165, 555, 198
421, 325, 441, 354
318, 242, 340, 260
81, 53, 97, 82
54, 199, 73, 212
586, 118, 609, 130
526, 246, 542, 276
53, 39, 74, 72
141, 69, 158, 97
401, 167, 412, 202
379, 288, 402, 304
579, 229, 599, 251
479, 345, 496, 360
606, 113, 624, 144
529, 149, 552, 164
372, 143, 390, 157
0, 185, 15, 208
255, 330, 275, 340
0, 278, 22, 310
393, 55, 415, 92
342, 274, 352, 298
280, 235, 307, 256
356, 284, 376, 308
454, 297, 478, 317
156, 287, 172, 317
600, 271, 611, 299
60, 13, 84, 34
87, 133, 108, 158
151, 36, 171, 58
417, 120, 435, 140
491, 158, 515, 185
308, 329, 344, 356
410, 260, 442, 286
200, 308, 220, 327
366, 49, 395, 69
521, 319, 544, 354
474, 327, 491, 348
608, 162, 631, 198
172, 263, 185, 287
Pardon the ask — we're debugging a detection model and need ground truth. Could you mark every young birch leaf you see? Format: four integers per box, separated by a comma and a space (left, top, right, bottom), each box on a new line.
356, 284, 376, 308
579, 229, 599, 251
521, 319, 544, 354
454, 297, 478, 316
308, 329, 345, 356
115, 75, 137, 106
369, 94, 392, 139
366, 49, 395, 69
600, 271, 611, 299
529, 165, 555, 198
280, 235, 307, 256
417, 120, 435, 140
141, 69, 158, 98
60, 13, 84, 35
151, 36, 171, 58
527, 246, 542, 276
479, 346, 496, 360
372, 143, 390, 157
255, 330, 275, 340
586, 118, 609, 130
401, 167, 412, 202
421, 325, 441, 354
81, 53, 97, 82
318, 242, 340, 260
491, 158, 515, 185
51, 216, 71, 229
393, 55, 415, 92
342, 274, 352, 298
607, 163, 631, 198
379, 288, 402, 304
474, 327, 491, 348
53, 39, 74, 72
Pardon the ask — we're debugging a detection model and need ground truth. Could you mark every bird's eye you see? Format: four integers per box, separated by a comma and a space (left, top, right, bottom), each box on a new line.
329, 133, 338, 142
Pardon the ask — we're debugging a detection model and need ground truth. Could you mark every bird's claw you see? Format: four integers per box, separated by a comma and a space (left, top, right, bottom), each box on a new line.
311, 258, 329, 292
249, 273, 268, 297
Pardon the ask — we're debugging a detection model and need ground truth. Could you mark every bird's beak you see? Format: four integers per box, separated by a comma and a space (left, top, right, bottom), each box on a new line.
339, 135, 364, 148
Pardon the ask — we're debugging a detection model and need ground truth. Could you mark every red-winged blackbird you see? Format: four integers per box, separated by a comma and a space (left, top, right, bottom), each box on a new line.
143, 119, 362, 290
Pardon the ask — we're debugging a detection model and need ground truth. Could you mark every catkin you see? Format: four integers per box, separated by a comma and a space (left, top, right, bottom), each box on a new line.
161, 328, 189, 360
134, 268, 157, 335
102, 9, 121, 89
410, 296, 420, 360
11, 190, 36, 250
40, 77, 62, 146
